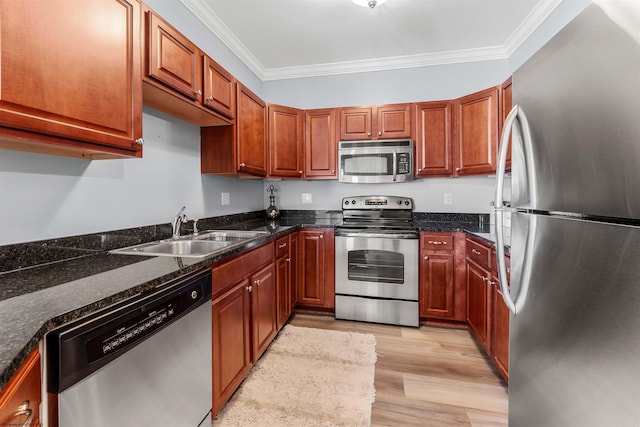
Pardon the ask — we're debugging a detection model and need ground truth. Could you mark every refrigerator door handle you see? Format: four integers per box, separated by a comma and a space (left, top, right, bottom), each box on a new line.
495, 105, 535, 314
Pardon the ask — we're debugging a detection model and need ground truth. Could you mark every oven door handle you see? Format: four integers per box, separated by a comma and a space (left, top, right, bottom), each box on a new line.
335, 231, 418, 239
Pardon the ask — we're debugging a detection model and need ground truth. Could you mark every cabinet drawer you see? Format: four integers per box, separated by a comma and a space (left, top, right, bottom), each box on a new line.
421, 233, 454, 251
466, 238, 491, 268
276, 236, 289, 258
211, 242, 275, 297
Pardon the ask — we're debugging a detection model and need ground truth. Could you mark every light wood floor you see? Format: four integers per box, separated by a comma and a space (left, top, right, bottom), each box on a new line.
289, 313, 508, 427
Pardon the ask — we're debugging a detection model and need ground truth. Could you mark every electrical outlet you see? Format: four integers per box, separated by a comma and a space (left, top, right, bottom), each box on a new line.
221, 192, 230, 206
444, 192, 453, 205
301, 193, 312, 204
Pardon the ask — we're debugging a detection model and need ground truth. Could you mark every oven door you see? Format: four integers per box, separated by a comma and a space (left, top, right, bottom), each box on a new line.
335, 234, 418, 300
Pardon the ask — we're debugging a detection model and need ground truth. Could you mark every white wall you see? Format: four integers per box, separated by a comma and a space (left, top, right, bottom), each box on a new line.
0, 108, 264, 245
263, 177, 497, 214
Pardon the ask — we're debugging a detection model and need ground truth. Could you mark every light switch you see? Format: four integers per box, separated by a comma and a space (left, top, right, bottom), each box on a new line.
301, 193, 313, 204
444, 192, 453, 205
221, 192, 230, 206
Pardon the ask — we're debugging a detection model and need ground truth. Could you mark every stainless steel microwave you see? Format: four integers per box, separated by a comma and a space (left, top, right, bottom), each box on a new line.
338, 139, 414, 183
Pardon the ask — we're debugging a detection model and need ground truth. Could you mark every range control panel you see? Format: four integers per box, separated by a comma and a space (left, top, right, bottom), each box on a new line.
342, 196, 414, 210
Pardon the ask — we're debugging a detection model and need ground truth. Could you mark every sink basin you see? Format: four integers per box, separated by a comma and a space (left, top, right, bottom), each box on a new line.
191, 230, 269, 241
109, 229, 269, 258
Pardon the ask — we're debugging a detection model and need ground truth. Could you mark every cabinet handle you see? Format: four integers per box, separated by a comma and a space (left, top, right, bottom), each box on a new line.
254, 279, 260, 286
331, 170, 335, 174
456, 167, 461, 172
278, 243, 287, 249
319, 234, 323, 239
428, 241, 447, 245
298, 170, 303, 175
13, 400, 33, 427
418, 168, 423, 172
205, 96, 214, 103
489, 280, 497, 286
246, 285, 252, 292
472, 248, 481, 255
286, 257, 291, 262
482, 276, 488, 282
195, 90, 202, 96
424, 255, 429, 260
378, 131, 382, 136
367, 133, 371, 137
239, 162, 246, 168
135, 138, 144, 145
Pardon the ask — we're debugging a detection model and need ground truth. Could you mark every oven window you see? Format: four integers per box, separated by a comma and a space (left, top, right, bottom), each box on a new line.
341, 154, 392, 175
347, 249, 404, 284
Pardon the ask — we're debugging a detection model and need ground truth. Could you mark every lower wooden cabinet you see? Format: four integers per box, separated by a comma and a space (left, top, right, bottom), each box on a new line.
276, 232, 298, 330
466, 259, 492, 353
492, 280, 510, 382
250, 262, 277, 361
297, 228, 335, 309
0, 349, 41, 427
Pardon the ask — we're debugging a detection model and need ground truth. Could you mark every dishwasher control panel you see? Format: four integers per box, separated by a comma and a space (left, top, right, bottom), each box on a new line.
46, 269, 212, 393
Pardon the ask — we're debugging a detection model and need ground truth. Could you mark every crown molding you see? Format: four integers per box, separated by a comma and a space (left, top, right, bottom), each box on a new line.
181, 0, 561, 81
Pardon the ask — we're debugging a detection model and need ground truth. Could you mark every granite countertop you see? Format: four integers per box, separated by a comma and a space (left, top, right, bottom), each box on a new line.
0, 210, 497, 389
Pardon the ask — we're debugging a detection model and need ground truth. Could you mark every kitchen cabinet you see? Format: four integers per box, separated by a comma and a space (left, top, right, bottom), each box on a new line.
420, 232, 467, 323
499, 77, 513, 171
142, 6, 232, 127
268, 105, 304, 178
0, 0, 143, 159
276, 232, 298, 330
339, 104, 412, 141
465, 237, 493, 353
420, 233, 455, 318
297, 228, 335, 309
201, 82, 267, 176
210, 243, 275, 414
304, 109, 338, 179
453, 86, 500, 176
0, 349, 41, 427
415, 101, 453, 177
492, 250, 510, 382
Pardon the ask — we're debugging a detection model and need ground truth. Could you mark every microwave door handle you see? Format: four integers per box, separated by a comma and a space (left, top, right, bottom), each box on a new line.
392, 151, 397, 182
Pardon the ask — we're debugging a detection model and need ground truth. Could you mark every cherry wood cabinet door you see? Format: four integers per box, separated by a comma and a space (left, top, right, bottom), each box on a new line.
305, 109, 338, 179
145, 9, 200, 101
0, 349, 40, 427
289, 232, 299, 309
415, 101, 453, 177
492, 279, 510, 382
297, 229, 335, 309
212, 281, 252, 414
499, 77, 513, 171
236, 83, 267, 176
420, 252, 455, 318
268, 104, 304, 178
453, 86, 500, 176
340, 107, 372, 140
376, 104, 412, 139
203, 55, 235, 120
0, 0, 142, 156
251, 263, 277, 361
276, 254, 290, 330
466, 260, 492, 353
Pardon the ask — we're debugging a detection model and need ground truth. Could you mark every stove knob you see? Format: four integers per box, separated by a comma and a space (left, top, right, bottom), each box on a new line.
351, 200, 356, 205
397, 200, 402, 205
405, 200, 410, 205
344, 200, 349, 205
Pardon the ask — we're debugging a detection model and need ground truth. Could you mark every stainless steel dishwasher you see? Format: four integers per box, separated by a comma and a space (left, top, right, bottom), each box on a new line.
46, 269, 212, 427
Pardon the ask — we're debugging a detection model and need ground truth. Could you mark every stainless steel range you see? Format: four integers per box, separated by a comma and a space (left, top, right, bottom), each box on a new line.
335, 195, 419, 327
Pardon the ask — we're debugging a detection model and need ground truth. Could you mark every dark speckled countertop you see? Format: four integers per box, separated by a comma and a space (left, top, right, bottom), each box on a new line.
0, 210, 497, 389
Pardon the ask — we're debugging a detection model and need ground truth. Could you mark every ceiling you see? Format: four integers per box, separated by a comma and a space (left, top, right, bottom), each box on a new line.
180, 0, 561, 81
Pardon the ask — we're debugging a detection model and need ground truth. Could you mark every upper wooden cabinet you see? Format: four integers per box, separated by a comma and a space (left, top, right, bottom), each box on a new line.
201, 83, 266, 177
268, 104, 304, 178
339, 104, 412, 140
305, 109, 338, 179
203, 56, 236, 120
0, 0, 142, 159
142, 7, 232, 127
453, 86, 500, 176
415, 101, 453, 177
499, 77, 513, 171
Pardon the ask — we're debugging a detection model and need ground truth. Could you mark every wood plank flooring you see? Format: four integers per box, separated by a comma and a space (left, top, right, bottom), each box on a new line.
289, 314, 508, 427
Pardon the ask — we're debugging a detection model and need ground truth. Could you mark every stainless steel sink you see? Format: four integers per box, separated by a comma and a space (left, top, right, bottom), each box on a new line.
109, 229, 269, 258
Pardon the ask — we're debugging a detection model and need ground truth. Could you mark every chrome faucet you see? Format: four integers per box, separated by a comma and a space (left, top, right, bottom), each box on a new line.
172, 206, 188, 239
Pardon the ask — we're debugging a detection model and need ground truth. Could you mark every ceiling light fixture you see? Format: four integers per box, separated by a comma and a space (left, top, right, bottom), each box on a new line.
352, 0, 388, 9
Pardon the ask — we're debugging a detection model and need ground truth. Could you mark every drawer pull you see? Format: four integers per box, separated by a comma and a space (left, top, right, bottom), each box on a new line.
278, 243, 287, 249
246, 285, 252, 292
471, 248, 481, 256
13, 400, 33, 427
428, 241, 447, 245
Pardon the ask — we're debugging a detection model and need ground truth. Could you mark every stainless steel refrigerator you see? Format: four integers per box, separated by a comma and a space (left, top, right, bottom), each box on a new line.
494, 1, 640, 426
